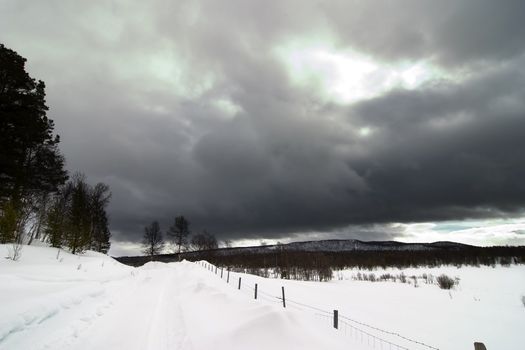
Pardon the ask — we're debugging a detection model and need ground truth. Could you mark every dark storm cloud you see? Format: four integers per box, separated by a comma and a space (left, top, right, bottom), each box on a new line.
324, 0, 525, 66
348, 56, 525, 222
1, 0, 525, 244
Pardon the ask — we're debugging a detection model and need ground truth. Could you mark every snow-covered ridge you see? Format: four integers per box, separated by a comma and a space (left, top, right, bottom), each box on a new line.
185, 239, 470, 257
261, 239, 471, 252
118, 239, 472, 262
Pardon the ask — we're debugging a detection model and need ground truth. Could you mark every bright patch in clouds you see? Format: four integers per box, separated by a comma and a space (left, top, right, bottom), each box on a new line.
212, 98, 243, 119
275, 41, 445, 103
358, 126, 373, 137
108, 238, 143, 257
396, 218, 525, 246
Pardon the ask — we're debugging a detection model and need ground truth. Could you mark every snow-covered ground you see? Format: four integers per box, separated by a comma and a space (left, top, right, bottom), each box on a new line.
1, 244, 524, 350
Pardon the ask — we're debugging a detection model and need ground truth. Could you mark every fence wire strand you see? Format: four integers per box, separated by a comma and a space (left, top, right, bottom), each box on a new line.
286, 298, 332, 315
340, 315, 439, 350
340, 320, 410, 350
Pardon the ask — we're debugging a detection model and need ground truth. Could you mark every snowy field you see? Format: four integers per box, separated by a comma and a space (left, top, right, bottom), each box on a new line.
1, 245, 524, 350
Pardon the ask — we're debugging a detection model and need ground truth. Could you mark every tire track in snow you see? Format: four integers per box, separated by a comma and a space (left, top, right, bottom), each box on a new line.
52, 265, 195, 350
0, 285, 107, 347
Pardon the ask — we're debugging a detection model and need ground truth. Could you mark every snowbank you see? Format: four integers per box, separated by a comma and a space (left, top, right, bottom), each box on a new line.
0, 245, 363, 350
1, 244, 524, 350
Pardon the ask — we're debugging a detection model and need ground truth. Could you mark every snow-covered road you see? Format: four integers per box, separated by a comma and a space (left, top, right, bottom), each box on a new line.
69, 264, 193, 350
0, 246, 361, 350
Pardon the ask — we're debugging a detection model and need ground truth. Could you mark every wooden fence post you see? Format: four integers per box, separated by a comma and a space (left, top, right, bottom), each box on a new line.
215, 266, 217, 274
221, 268, 224, 278
333, 310, 339, 329
227, 269, 230, 283
254, 283, 258, 299
238, 277, 242, 290
281, 286, 286, 308
474, 343, 487, 350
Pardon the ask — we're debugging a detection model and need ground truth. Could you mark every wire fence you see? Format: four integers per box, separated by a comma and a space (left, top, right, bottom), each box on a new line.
195, 261, 440, 350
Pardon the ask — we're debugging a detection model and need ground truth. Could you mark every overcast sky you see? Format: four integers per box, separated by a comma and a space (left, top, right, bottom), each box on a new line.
2, 1, 525, 255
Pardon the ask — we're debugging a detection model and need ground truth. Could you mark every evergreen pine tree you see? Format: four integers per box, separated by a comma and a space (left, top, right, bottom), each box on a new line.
0, 200, 19, 243
46, 200, 64, 248
44, 181, 73, 248
66, 175, 92, 254
0, 43, 67, 238
89, 183, 111, 253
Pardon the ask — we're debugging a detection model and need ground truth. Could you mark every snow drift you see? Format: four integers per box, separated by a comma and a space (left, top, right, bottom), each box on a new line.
1, 244, 524, 350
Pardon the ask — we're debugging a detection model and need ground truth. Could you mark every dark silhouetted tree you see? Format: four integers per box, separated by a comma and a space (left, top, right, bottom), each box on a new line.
44, 181, 73, 248
89, 183, 111, 253
168, 215, 190, 256
43, 176, 112, 254
142, 221, 164, 257
66, 175, 91, 254
191, 230, 218, 251
46, 200, 64, 248
0, 43, 67, 243
0, 201, 18, 243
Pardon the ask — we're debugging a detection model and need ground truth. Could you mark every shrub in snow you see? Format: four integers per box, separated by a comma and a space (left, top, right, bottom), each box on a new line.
336, 271, 344, 280
412, 276, 418, 288
499, 256, 512, 266
398, 272, 407, 283
436, 274, 455, 289
379, 273, 393, 281
422, 273, 434, 284
7, 243, 23, 261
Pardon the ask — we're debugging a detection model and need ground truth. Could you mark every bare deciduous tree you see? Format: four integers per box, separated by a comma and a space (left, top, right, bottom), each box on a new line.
142, 221, 164, 257
168, 215, 190, 256
190, 230, 218, 251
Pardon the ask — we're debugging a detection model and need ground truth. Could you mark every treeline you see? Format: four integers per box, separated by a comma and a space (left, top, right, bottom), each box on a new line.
117, 244, 525, 282
203, 250, 334, 281
0, 43, 112, 257
198, 246, 525, 279
315, 246, 525, 269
